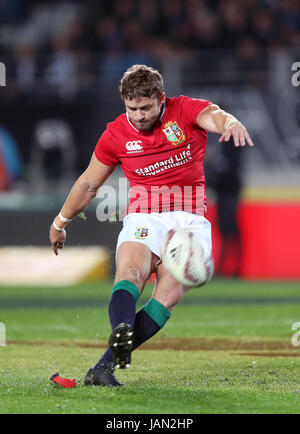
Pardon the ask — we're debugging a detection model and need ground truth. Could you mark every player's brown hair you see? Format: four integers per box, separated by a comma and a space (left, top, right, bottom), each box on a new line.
119, 64, 164, 100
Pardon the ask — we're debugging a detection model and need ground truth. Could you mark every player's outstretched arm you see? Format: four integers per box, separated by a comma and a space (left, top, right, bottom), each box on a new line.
49, 153, 115, 255
196, 104, 254, 148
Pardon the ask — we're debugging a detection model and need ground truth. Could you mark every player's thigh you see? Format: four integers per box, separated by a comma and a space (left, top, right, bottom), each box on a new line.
152, 261, 190, 311
115, 241, 159, 291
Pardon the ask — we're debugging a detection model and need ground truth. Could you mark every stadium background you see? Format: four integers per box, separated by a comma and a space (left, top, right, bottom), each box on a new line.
0, 0, 299, 283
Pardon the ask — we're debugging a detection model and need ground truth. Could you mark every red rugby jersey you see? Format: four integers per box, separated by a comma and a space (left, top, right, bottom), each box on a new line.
94, 95, 211, 215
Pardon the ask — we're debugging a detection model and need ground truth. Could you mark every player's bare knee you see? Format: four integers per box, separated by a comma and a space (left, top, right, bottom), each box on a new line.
115, 265, 147, 289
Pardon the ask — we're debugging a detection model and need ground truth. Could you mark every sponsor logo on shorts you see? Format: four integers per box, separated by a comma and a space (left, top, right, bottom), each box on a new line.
134, 227, 149, 239
126, 140, 144, 153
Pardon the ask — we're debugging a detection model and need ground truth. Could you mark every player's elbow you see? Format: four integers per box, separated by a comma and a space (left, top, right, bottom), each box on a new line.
85, 182, 99, 197
78, 178, 99, 198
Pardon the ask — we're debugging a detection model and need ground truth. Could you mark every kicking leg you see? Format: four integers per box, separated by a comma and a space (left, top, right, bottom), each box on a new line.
131, 261, 190, 351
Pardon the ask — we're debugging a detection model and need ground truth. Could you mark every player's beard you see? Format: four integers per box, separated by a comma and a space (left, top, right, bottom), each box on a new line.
134, 109, 163, 131
126, 96, 165, 131
135, 120, 153, 131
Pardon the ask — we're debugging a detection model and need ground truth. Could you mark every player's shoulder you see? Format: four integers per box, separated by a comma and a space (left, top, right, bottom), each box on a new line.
106, 113, 127, 132
166, 95, 210, 108
166, 95, 188, 106
101, 113, 130, 142
165, 95, 212, 127
179, 95, 210, 104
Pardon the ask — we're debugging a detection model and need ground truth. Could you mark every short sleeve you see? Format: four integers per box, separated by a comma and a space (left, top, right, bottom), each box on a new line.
94, 129, 119, 166
180, 95, 212, 126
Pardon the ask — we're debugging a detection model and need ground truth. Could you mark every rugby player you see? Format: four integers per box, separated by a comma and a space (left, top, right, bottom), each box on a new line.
49, 65, 254, 386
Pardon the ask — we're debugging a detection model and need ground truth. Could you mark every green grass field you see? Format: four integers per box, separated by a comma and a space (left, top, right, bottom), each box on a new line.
1, 278, 300, 414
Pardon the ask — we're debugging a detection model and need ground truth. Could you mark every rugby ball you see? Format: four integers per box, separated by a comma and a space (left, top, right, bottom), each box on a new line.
161, 228, 214, 287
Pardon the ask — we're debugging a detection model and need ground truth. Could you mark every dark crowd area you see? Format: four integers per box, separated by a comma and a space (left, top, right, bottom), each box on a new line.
0, 0, 299, 92
1, 0, 299, 57
0, 0, 299, 187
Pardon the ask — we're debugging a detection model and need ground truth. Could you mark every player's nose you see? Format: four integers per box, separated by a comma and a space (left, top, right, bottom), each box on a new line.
136, 110, 145, 120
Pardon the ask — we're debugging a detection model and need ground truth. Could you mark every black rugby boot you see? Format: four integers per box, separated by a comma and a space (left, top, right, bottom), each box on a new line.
84, 362, 124, 387
109, 322, 133, 369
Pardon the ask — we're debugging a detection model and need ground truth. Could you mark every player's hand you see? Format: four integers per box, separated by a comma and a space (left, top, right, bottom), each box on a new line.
49, 224, 67, 256
219, 122, 254, 148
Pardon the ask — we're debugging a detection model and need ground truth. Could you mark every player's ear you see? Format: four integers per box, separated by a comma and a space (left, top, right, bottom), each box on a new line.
160, 93, 166, 105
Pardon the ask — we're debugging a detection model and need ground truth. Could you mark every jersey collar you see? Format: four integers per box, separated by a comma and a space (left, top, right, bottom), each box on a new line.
159, 100, 167, 122
126, 111, 139, 132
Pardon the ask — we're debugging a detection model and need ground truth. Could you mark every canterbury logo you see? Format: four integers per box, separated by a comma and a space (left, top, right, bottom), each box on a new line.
126, 141, 143, 151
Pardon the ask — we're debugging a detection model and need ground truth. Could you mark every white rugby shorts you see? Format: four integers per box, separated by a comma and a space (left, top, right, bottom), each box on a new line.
116, 211, 212, 258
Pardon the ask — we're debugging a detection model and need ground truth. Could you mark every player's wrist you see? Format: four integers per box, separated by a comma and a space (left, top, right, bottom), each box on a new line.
59, 212, 73, 223
52, 219, 66, 232
52, 212, 71, 231
224, 118, 241, 130
53, 211, 73, 230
